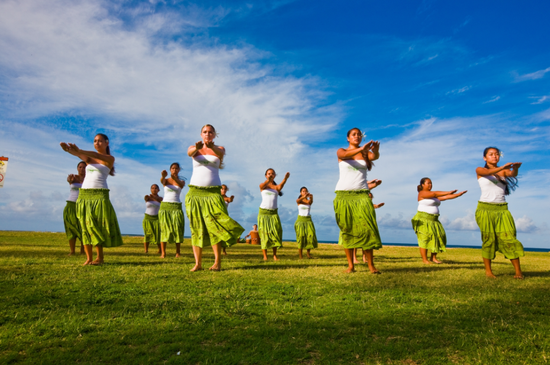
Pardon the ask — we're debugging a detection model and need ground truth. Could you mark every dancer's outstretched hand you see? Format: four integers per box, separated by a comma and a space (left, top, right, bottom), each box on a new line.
195, 141, 204, 150
284, 172, 290, 180
161, 170, 168, 178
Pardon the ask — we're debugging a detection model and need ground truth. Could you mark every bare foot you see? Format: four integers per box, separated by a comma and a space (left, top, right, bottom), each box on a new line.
514, 274, 524, 280
353, 258, 360, 264
485, 272, 497, 279
160, 253, 166, 258
82, 260, 91, 266
344, 267, 356, 273
273, 256, 279, 261
190, 265, 203, 272
370, 270, 381, 275
209, 264, 221, 271
68, 252, 75, 256
145, 250, 148, 254
423, 260, 433, 265
263, 257, 268, 261
222, 251, 228, 256
90, 258, 104, 265
307, 255, 312, 259
175, 253, 181, 258
431, 258, 442, 264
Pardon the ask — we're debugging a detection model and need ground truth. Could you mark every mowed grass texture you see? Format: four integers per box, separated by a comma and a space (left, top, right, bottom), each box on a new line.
0, 231, 549, 365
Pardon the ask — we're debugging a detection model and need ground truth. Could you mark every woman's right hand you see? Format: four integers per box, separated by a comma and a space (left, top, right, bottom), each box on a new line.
161, 170, 168, 178
60, 142, 70, 152
196, 141, 204, 150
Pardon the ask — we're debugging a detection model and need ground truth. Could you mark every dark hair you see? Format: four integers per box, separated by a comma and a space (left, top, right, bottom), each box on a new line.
77, 161, 86, 168
346, 127, 373, 171
298, 186, 308, 199
483, 147, 518, 195
151, 184, 160, 190
169, 162, 187, 181
265, 168, 283, 196
417, 177, 430, 192
221, 184, 228, 190
96, 133, 115, 176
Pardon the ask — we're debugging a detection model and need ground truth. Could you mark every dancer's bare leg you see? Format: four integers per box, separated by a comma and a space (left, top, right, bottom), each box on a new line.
210, 243, 222, 271
262, 249, 268, 261
365, 249, 380, 274
144, 242, 149, 253
68, 238, 77, 256
160, 242, 166, 258
299, 249, 303, 259
273, 248, 279, 261
222, 247, 228, 256
191, 245, 203, 271
80, 242, 84, 254
157, 244, 161, 254
91, 245, 104, 265
420, 248, 432, 264
362, 249, 367, 263
306, 249, 312, 259
510, 258, 524, 279
353, 248, 360, 264
83, 245, 93, 265
431, 252, 442, 264
175, 242, 181, 258
483, 258, 497, 278
344, 249, 355, 273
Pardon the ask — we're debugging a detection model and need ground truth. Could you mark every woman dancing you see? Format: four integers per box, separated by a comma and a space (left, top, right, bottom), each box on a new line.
334, 128, 382, 274
60, 133, 123, 265
411, 177, 467, 264
353, 179, 384, 264
259, 168, 290, 261
295, 187, 318, 259
159, 163, 185, 258
220, 184, 235, 255
143, 184, 163, 254
475, 147, 524, 279
186, 125, 244, 271
63, 161, 86, 255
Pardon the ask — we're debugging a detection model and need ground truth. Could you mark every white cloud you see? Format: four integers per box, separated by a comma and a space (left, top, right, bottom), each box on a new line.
515, 215, 539, 233
447, 213, 478, 231
483, 96, 500, 104
515, 67, 550, 82
530, 96, 549, 105
446, 86, 471, 95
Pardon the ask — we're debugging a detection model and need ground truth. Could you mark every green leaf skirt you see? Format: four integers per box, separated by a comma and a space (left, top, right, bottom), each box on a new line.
63, 201, 81, 241
475, 201, 524, 260
76, 189, 123, 247
333, 190, 382, 250
159, 202, 184, 244
142, 213, 160, 244
258, 208, 283, 250
185, 185, 245, 248
294, 215, 318, 250
411, 211, 447, 253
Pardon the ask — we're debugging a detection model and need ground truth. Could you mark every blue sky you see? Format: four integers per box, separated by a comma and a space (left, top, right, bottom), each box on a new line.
1, 0, 549, 248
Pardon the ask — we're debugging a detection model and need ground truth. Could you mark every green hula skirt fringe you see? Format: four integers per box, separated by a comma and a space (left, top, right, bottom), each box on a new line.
63, 201, 82, 241
411, 211, 447, 253
294, 215, 318, 250
185, 185, 245, 248
258, 208, 283, 250
76, 189, 123, 247
333, 190, 382, 250
475, 201, 524, 260
143, 214, 160, 244
159, 202, 184, 244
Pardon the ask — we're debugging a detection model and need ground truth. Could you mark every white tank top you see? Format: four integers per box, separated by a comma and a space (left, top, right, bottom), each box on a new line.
335, 160, 369, 191
298, 204, 311, 217
417, 198, 441, 215
81, 164, 110, 189
478, 176, 506, 203
260, 189, 278, 209
67, 183, 82, 202
189, 154, 222, 187
145, 200, 161, 215
163, 185, 182, 203
225, 200, 229, 209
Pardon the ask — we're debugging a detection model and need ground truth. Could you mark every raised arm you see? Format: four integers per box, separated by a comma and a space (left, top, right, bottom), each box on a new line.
259, 174, 275, 190
337, 146, 366, 160
476, 162, 514, 177
367, 179, 382, 190
439, 191, 467, 202
187, 141, 204, 157
418, 190, 458, 199
171, 173, 185, 189
502, 162, 522, 178
160, 170, 168, 186
275, 172, 290, 192
367, 141, 380, 162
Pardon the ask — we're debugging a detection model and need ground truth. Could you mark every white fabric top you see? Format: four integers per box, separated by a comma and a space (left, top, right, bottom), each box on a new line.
478, 176, 506, 203
335, 160, 369, 191
81, 164, 110, 189
163, 184, 182, 203
145, 200, 161, 215
189, 154, 222, 187
260, 189, 278, 209
67, 183, 82, 202
225, 200, 229, 209
417, 198, 441, 215
298, 204, 311, 217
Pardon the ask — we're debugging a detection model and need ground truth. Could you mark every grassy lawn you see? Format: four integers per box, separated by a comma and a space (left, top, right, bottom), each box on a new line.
0, 231, 549, 364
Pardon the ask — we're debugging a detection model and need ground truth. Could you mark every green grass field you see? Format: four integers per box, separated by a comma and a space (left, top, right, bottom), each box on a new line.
0, 231, 549, 364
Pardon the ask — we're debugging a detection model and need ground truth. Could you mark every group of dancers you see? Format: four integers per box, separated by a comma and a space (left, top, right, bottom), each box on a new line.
60, 125, 525, 278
